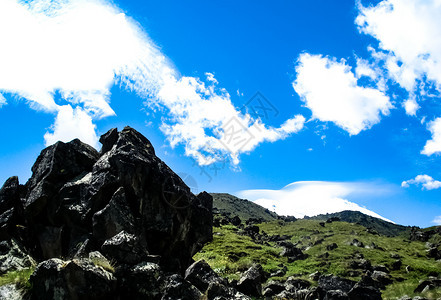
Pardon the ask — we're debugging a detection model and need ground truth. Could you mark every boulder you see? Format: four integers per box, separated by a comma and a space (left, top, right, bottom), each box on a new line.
237, 264, 263, 297
101, 231, 148, 265
371, 270, 392, 287
324, 289, 349, 300
206, 282, 251, 300
318, 274, 356, 294
347, 283, 382, 300
0, 239, 35, 274
30, 258, 116, 300
231, 216, 241, 226
326, 243, 338, 251
160, 274, 203, 300
116, 261, 162, 299
185, 260, 225, 292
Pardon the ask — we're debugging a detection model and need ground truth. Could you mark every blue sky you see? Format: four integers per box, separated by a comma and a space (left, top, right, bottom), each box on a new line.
1, 0, 441, 227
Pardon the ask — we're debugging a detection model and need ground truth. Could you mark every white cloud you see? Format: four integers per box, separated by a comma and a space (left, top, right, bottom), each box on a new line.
401, 174, 441, 190
356, 0, 441, 98
237, 181, 393, 222
158, 75, 305, 165
0, 94, 6, 108
421, 118, 441, 156
432, 215, 441, 225
0, 0, 304, 163
293, 54, 392, 135
44, 105, 99, 148
403, 98, 419, 116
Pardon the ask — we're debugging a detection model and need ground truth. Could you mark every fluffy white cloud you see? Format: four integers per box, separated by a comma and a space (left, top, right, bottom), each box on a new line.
403, 98, 420, 116
356, 0, 441, 108
0, 0, 304, 163
44, 105, 99, 148
237, 181, 393, 222
401, 174, 441, 190
421, 118, 441, 156
293, 54, 392, 135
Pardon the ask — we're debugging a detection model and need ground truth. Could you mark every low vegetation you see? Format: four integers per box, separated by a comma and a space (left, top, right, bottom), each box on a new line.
194, 219, 441, 299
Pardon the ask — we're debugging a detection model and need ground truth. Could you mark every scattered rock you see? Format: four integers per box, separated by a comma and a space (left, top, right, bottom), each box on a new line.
231, 216, 242, 226
237, 264, 263, 297
0, 239, 35, 274
30, 258, 117, 300
185, 260, 225, 292
350, 239, 364, 248
160, 273, 203, 300
318, 274, 356, 294
371, 271, 393, 288
326, 243, 338, 251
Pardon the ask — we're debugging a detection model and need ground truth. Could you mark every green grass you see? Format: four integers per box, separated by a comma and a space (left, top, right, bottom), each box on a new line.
194, 219, 441, 299
0, 267, 34, 290
90, 256, 115, 273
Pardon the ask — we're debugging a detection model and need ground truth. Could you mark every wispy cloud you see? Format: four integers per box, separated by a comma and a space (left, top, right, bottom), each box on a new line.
401, 174, 441, 190
293, 53, 391, 135
237, 181, 394, 222
0, 0, 304, 163
432, 215, 441, 225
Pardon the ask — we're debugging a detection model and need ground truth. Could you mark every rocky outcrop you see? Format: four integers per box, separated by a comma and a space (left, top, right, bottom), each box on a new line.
0, 126, 213, 299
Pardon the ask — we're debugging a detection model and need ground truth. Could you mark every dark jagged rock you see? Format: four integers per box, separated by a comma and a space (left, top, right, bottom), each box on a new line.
92, 187, 136, 243
278, 241, 306, 261
0, 177, 24, 240
101, 231, 149, 265
371, 270, 393, 288
263, 280, 285, 295
326, 243, 338, 251
236, 264, 263, 297
206, 282, 251, 300
30, 258, 117, 300
0, 127, 212, 273
0, 239, 35, 274
185, 259, 226, 292
347, 283, 382, 300
160, 274, 203, 300
231, 215, 242, 226
324, 289, 349, 299
115, 261, 162, 299
285, 277, 312, 291
413, 278, 441, 293
318, 274, 356, 294
0, 126, 215, 299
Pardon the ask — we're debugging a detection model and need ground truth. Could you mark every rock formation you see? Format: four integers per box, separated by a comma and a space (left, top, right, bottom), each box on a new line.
0, 126, 216, 299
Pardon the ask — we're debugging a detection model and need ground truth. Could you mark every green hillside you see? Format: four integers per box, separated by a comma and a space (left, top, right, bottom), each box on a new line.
210, 193, 278, 221
194, 218, 441, 299
306, 210, 412, 237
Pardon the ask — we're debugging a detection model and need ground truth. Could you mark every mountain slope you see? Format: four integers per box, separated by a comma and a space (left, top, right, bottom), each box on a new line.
210, 193, 278, 221
305, 210, 411, 237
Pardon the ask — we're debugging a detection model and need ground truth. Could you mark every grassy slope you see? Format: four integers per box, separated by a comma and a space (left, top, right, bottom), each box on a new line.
306, 210, 411, 237
194, 219, 441, 299
210, 193, 278, 222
